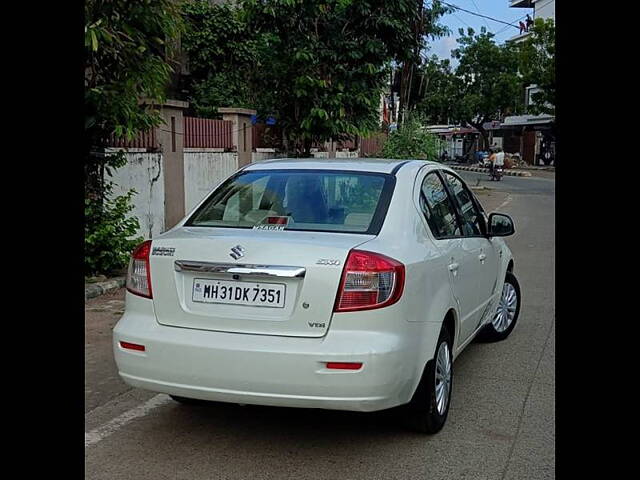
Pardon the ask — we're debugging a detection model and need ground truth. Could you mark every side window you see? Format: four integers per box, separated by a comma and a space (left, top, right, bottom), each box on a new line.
442, 172, 485, 236
419, 173, 461, 238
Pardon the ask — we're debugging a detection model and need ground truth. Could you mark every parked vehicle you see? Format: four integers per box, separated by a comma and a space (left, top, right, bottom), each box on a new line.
475, 151, 489, 166
114, 158, 520, 434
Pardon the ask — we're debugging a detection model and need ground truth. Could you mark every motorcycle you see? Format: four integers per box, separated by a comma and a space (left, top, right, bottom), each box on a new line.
489, 164, 503, 181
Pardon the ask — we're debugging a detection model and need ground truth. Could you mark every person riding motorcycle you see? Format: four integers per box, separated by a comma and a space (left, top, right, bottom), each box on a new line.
488, 147, 505, 179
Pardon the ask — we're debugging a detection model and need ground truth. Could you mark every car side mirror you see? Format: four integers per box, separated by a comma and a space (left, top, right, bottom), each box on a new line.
488, 213, 515, 237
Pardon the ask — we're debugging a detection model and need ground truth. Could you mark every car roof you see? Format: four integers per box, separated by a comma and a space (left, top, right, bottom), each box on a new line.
243, 158, 441, 175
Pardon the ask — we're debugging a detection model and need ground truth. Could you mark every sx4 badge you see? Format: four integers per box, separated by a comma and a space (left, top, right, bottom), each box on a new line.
316, 259, 340, 266
152, 247, 175, 256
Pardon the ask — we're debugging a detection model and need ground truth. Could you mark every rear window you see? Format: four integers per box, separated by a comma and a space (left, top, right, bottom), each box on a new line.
185, 169, 395, 234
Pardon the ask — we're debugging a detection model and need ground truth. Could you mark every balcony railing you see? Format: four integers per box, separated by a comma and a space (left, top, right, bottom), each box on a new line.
507, 30, 532, 43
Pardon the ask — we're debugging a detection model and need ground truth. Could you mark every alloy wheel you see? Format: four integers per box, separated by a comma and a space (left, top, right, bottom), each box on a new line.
492, 282, 518, 333
434, 341, 452, 415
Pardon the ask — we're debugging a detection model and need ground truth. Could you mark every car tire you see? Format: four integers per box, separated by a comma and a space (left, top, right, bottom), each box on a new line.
403, 326, 453, 434
477, 271, 521, 342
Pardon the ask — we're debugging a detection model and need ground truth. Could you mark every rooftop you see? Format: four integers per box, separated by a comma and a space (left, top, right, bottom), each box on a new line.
510, 0, 534, 7
501, 114, 555, 127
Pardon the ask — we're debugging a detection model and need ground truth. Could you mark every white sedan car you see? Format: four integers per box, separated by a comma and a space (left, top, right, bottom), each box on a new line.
114, 158, 521, 434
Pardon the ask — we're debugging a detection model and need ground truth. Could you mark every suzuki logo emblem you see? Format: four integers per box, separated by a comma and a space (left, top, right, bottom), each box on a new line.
229, 245, 246, 260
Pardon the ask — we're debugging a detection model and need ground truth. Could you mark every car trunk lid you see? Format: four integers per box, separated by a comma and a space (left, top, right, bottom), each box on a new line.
149, 227, 374, 337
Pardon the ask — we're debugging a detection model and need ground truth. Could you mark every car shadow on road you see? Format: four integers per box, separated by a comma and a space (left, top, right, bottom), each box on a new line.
168, 399, 409, 437
87, 396, 468, 479
143, 397, 447, 453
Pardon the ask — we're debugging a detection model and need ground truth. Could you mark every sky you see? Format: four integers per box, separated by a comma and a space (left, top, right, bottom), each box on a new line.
429, 0, 534, 66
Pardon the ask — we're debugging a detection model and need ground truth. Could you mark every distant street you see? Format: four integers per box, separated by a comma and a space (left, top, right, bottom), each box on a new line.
85, 173, 555, 480
457, 169, 556, 196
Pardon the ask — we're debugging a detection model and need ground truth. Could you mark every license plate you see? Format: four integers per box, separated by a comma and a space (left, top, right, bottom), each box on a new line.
192, 278, 286, 308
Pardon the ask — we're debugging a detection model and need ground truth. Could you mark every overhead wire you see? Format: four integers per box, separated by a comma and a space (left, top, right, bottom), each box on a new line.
430, 1, 521, 29
494, 14, 529, 37
452, 12, 472, 30
424, 0, 528, 57
469, 0, 491, 30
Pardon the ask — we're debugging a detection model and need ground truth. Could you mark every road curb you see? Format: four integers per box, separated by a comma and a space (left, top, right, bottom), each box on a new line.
85, 277, 126, 301
511, 166, 555, 171
449, 165, 532, 177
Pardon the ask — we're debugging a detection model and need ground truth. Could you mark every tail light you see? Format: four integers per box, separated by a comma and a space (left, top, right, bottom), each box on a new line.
126, 240, 152, 298
326, 362, 363, 370
120, 341, 146, 352
334, 250, 405, 312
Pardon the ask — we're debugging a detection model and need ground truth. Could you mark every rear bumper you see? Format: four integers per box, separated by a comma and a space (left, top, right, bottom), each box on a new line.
113, 307, 431, 412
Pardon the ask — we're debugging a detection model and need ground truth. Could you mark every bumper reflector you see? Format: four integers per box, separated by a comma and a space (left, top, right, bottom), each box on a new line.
120, 341, 145, 352
326, 362, 363, 370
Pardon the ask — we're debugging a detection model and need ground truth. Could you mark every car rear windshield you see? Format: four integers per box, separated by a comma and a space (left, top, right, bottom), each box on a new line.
185, 169, 395, 234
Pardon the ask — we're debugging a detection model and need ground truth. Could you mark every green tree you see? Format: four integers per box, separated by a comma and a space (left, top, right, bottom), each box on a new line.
518, 18, 555, 115
85, 0, 183, 193
182, 0, 440, 155
414, 56, 457, 124
395, 0, 453, 121
84, 0, 182, 275
418, 28, 522, 150
242, 0, 432, 155
451, 28, 522, 148
180, 1, 268, 117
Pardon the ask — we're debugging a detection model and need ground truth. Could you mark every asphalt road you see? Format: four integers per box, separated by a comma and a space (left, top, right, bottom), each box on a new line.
85, 173, 555, 479
457, 169, 556, 196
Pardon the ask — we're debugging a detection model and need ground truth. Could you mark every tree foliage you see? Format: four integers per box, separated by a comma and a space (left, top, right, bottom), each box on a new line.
242, 0, 415, 153
85, 0, 183, 196
85, 187, 143, 276
417, 28, 522, 148
517, 18, 555, 115
181, 0, 430, 155
395, 0, 453, 119
85, 0, 183, 157
180, 1, 266, 117
451, 28, 522, 136
84, 0, 182, 275
380, 114, 443, 160
413, 56, 457, 124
